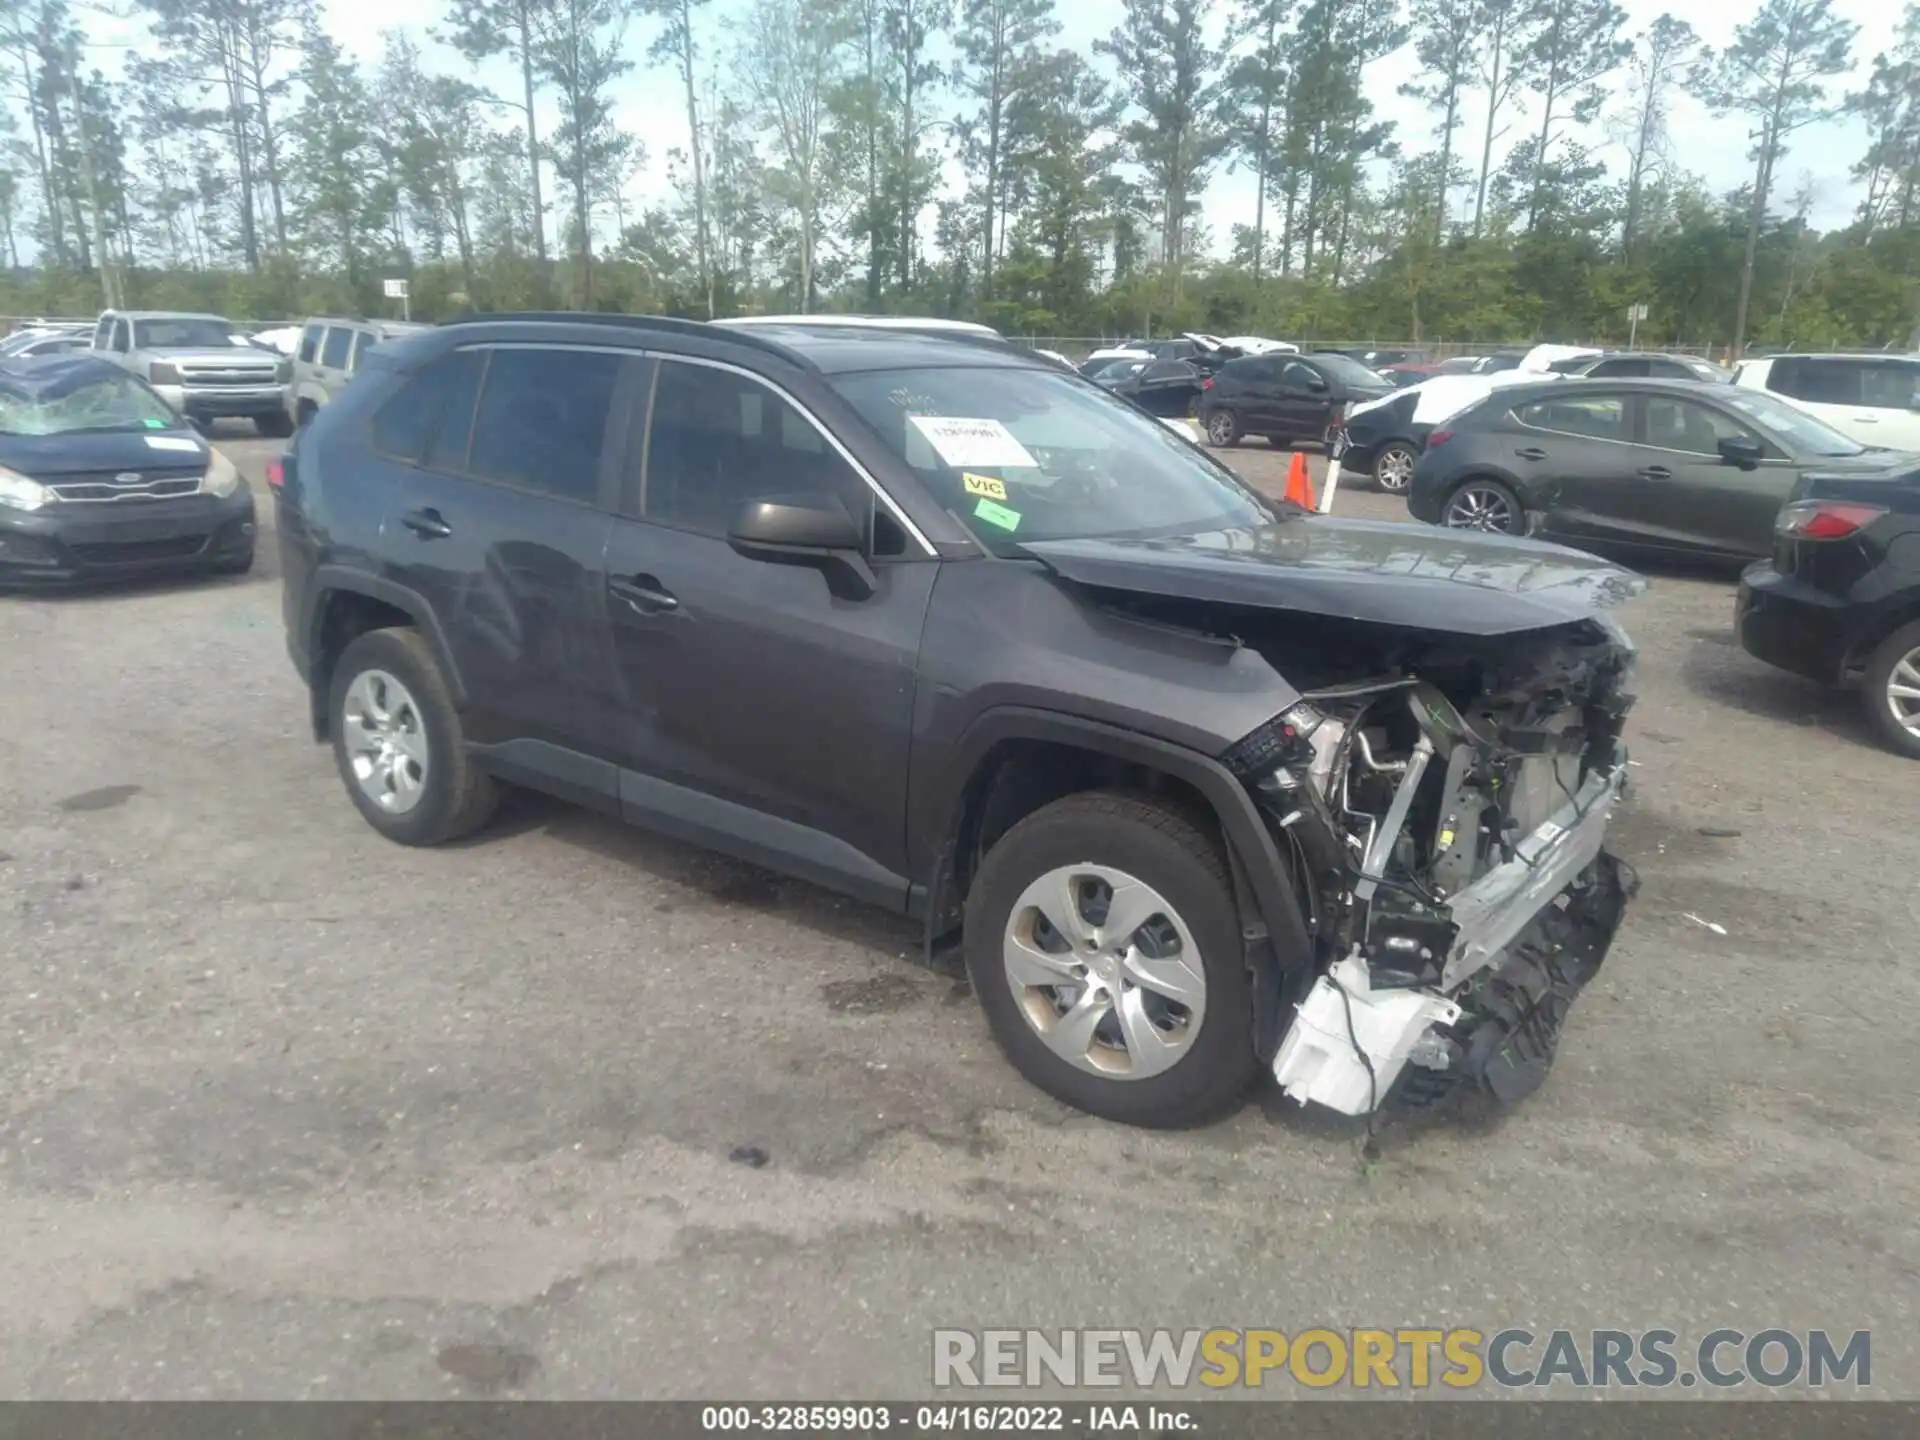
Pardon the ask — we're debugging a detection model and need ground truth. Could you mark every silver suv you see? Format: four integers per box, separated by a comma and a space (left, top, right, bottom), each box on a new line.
286, 318, 427, 427
91, 310, 292, 436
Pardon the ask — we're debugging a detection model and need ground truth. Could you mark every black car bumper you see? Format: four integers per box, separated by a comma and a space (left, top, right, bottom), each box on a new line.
0, 485, 256, 589
1736, 562, 1857, 686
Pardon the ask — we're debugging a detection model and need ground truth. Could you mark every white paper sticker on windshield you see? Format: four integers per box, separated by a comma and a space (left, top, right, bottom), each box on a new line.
908, 415, 1038, 469
145, 436, 204, 452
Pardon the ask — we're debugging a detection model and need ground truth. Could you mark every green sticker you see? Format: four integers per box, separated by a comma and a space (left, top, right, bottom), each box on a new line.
143, 418, 166, 428
974, 497, 1022, 532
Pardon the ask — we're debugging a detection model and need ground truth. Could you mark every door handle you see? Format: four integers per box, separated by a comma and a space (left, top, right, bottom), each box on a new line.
1638, 466, 1672, 481
1514, 447, 1548, 461
400, 507, 452, 539
609, 574, 680, 614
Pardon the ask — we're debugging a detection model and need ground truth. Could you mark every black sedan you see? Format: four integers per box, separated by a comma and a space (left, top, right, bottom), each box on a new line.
1739, 464, 1920, 758
1405, 378, 1917, 563
0, 356, 256, 588
1198, 352, 1394, 448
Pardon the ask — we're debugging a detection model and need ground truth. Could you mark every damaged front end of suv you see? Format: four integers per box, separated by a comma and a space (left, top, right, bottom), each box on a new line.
1228, 618, 1639, 1115
1032, 525, 1644, 1118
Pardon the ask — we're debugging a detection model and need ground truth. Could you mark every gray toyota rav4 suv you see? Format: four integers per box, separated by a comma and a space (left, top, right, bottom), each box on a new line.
275, 313, 1642, 1129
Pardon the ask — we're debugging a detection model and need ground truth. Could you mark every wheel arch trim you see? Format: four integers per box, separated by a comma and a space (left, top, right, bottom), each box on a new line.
921, 706, 1316, 979
308, 567, 468, 724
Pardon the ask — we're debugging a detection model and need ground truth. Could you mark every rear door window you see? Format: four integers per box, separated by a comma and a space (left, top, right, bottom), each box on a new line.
349, 331, 378, 374
320, 326, 353, 369
1766, 357, 1862, 405
465, 346, 622, 505
298, 324, 323, 363
110, 319, 129, 352
1278, 361, 1320, 390
1587, 358, 1651, 378
1515, 394, 1630, 442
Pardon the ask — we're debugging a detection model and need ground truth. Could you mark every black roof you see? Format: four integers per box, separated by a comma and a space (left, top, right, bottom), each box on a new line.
436, 311, 1043, 376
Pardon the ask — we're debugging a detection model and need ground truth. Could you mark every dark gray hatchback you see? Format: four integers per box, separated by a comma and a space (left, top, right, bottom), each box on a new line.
1407, 377, 1917, 561
275, 313, 1644, 1130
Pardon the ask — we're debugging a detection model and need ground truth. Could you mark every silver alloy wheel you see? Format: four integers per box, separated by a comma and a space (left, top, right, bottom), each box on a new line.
1208, 411, 1237, 445
1001, 864, 1205, 1079
1444, 483, 1518, 533
1375, 444, 1416, 492
1884, 646, 1920, 739
342, 669, 430, 815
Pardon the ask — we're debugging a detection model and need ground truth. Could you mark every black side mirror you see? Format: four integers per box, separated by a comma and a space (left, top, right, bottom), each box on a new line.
1305, 375, 1328, 392
728, 493, 876, 600
1717, 435, 1765, 469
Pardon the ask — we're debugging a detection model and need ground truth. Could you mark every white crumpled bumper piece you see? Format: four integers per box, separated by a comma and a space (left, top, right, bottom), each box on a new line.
1271, 954, 1461, 1116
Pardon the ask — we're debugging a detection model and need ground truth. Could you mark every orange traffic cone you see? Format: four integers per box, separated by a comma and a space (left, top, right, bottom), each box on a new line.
1283, 449, 1317, 510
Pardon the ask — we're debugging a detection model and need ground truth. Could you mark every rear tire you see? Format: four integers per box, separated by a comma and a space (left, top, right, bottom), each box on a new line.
964, 791, 1258, 1128
1861, 621, 1920, 760
1205, 409, 1242, 447
1442, 477, 1524, 534
327, 627, 498, 845
1372, 441, 1419, 493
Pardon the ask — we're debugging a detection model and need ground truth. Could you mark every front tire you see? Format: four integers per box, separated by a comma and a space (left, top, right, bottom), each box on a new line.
1205, 409, 1242, 447
1862, 621, 1920, 760
1372, 441, 1418, 493
327, 627, 498, 845
1442, 477, 1524, 534
964, 791, 1257, 1128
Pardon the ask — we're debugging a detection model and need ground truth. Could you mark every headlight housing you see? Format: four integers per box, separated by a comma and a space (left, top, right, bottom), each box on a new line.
202, 449, 241, 497
149, 360, 183, 386
0, 463, 49, 511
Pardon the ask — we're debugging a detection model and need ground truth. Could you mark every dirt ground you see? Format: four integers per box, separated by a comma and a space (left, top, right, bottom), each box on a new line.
0, 430, 1913, 1399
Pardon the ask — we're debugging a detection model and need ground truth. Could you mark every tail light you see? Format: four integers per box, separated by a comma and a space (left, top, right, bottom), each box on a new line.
1775, 500, 1887, 540
1328, 405, 1346, 427
1201, 376, 1214, 390
265, 454, 287, 490
1427, 429, 1455, 449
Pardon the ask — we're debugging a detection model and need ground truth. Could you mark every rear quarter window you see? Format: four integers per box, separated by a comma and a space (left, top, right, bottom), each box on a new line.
320, 327, 354, 369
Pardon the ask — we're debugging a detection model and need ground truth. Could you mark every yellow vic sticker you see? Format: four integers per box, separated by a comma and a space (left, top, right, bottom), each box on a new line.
974, 498, 1021, 532
963, 471, 1007, 501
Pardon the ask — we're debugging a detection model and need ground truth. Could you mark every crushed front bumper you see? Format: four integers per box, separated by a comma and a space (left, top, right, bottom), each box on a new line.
1273, 756, 1635, 1116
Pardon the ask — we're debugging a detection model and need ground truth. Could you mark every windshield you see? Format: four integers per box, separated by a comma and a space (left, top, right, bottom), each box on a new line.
0, 373, 180, 436
1720, 389, 1865, 457
830, 366, 1276, 552
134, 318, 245, 350
1313, 354, 1393, 389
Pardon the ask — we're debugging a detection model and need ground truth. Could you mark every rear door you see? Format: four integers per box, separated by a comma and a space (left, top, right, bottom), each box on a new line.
369, 343, 633, 775
599, 355, 937, 907
1760, 357, 1919, 445
1505, 390, 1643, 544
1628, 392, 1796, 557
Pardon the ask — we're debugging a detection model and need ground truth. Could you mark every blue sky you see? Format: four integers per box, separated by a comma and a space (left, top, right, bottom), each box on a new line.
82, 0, 1904, 255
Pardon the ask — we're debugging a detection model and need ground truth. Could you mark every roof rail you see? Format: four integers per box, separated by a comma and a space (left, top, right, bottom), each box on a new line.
436, 310, 807, 365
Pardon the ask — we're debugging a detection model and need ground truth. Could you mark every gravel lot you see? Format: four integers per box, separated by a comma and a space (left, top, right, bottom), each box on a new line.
0, 430, 1915, 1399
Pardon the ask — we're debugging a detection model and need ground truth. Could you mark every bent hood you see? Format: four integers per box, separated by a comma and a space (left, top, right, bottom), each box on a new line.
1025, 517, 1647, 637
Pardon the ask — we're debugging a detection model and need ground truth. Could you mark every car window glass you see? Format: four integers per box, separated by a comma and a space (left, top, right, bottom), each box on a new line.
1279, 361, 1318, 388
110, 320, 129, 352
298, 324, 323, 363
92, 317, 112, 349
371, 348, 484, 465
349, 331, 378, 374
462, 347, 619, 503
1589, 358, 1650, 378
1516, 394, 1628, 442
1860, 360, 1920, 410
1769, 358, 1859, 405
1643, 397, 1753, 456
321, 327, 353, 369
1646, 359, 1694, 379
645, 361, 865, 536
